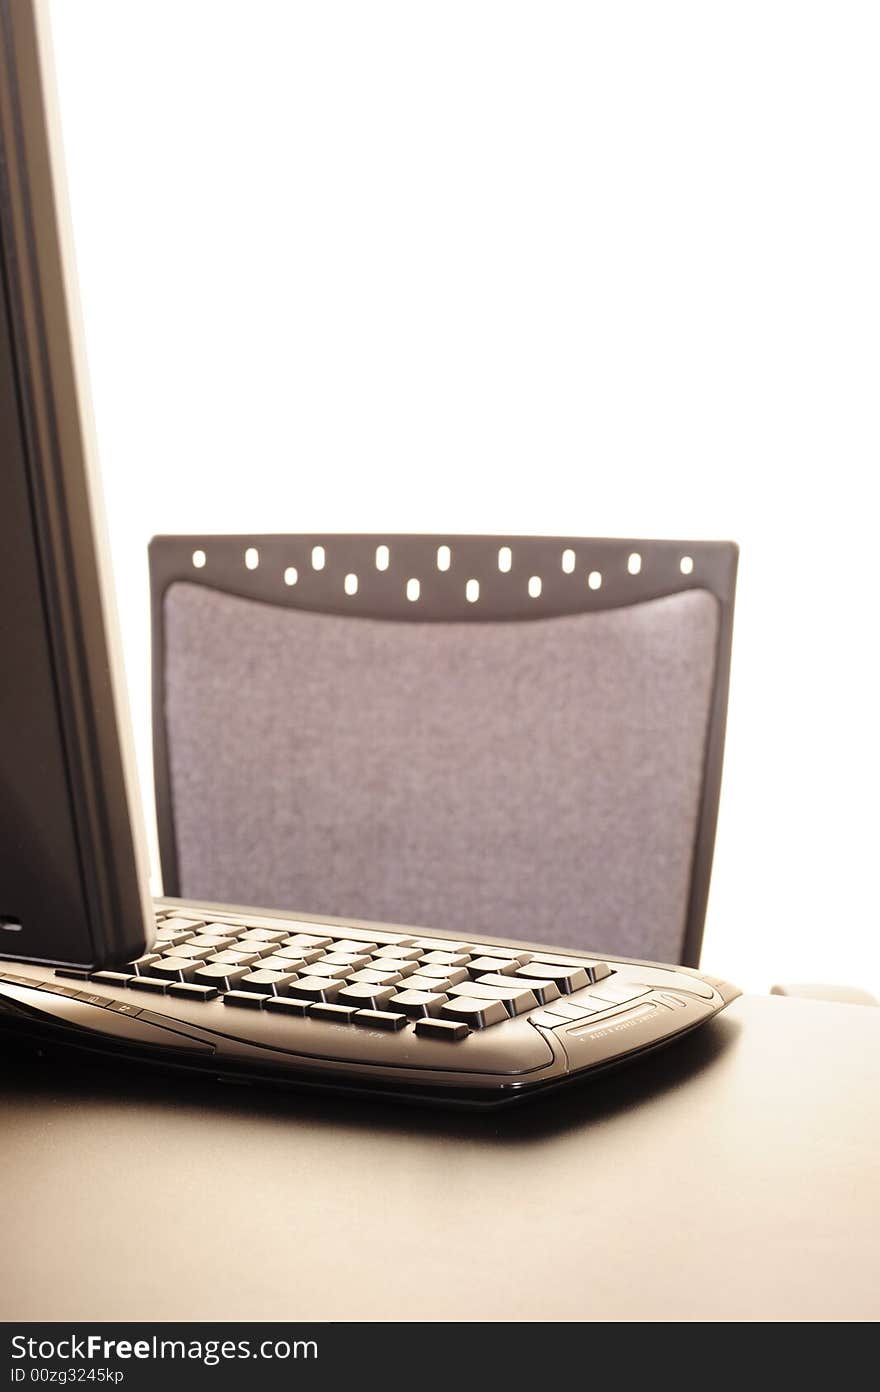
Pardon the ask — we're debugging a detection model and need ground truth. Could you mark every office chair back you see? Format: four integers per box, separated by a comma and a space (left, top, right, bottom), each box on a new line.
150, 536, 737, 965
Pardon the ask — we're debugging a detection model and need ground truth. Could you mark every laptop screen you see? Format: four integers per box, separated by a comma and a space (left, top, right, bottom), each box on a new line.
0, 0, 151, 966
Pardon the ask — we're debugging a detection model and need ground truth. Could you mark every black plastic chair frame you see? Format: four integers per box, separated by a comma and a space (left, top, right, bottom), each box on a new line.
149, 534, 738, 967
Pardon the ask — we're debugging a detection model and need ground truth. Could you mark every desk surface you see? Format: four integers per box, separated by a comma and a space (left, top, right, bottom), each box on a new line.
1, 994, 878, 1322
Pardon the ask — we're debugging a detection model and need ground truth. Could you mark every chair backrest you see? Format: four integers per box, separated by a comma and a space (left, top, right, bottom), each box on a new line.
150, 535, 737, 966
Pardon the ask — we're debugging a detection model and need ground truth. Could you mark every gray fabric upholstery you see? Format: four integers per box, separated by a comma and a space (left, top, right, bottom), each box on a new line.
162, 583, 720, 961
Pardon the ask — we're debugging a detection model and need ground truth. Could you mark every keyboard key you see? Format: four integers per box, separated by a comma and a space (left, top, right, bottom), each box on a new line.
388, 989, 449, 1019
415, 1018, 470, 1041
238, 929, 288, 944
171, 943, 219, 961
348, 968, 405, 987
305, 961, 353, 979
384, 959, 420, 978
337, 983, 398, 1010
199, 914, 283, 932
274, 945, 323, 965
129, 954, 162, 975
321, 953, 372, 970
420, 951, 471, 967
159, 917, 205, 934
167, 983, 219, 1001
258, 955, 305, 974
128, 976, 169, 994
90, 970, 134, 987
405, 974, 461, 994
224, 991, 269, 1009
532, 954, 612, 983
208, 949, 263, 966
478, 971, 561, 1004
529, 1009, 567, 1028
586, 961, 612, 983
264, 997, 310, 1017
514, 963, 589, 994
147, 957, 199, 981
186, 934, 237, 950
221, 940, 272, 963
447, 981, 538, 1015
354, 1010, 407, 1031
440, 997, 508, 1028
240, 970, 299, 994
372, 945, 422, 961
286, 976, 342, 1002
154, 928, 194, 947
73, 990, 111, 1006
413, 964, 469, 986
192, 963, 251, 989
467, 956, 521, 976
309, 1002, 357, 1024
281, 934, 333, 951
329, 940, 378, 955
514, 978, 561, 1005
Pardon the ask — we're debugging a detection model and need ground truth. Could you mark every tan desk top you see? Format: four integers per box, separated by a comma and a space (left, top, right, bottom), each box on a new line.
1, 994, 878, 1322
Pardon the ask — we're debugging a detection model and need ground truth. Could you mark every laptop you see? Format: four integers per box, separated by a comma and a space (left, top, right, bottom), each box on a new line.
0, 0, 739, 1107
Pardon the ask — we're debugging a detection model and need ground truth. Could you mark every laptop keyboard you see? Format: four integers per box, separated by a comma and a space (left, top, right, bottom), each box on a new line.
58, 910, 621, 1042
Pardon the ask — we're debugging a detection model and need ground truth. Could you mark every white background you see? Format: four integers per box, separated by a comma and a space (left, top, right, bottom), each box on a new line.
47, 1, 879, 995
